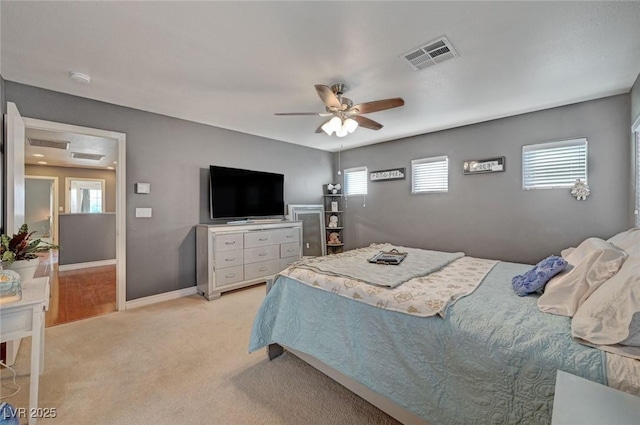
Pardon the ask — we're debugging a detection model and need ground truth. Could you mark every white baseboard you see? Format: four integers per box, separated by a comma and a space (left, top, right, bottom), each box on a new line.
59, 259, 116, 271
125, 286, 198, 310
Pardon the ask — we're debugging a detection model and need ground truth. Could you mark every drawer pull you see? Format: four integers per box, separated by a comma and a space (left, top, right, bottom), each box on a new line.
225, 241, 236, 245
259, 267, 268, 272
225, 258, 236, 262
225, 273, 236, 278
259, 237, 268, 241
258, 252, 268, 257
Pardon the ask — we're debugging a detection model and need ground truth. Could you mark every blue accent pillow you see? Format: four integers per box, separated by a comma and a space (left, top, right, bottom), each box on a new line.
512, 255, 567, 297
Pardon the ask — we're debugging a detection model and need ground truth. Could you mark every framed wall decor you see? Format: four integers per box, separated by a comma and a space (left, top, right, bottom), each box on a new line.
287, 204, 326, 256
370, 168, 406, 182
463, 157, 505, 175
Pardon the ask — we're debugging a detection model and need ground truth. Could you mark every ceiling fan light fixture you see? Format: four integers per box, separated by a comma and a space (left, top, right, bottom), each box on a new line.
336, 125, 348, 138
322, 116, 342, 136
344, 118, 358, 134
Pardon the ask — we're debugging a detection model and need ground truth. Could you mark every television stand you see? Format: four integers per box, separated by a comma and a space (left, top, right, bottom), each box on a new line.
196, 221, 302, 300
226, 218, 284, 225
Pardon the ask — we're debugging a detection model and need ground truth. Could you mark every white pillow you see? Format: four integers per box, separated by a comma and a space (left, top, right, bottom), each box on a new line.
537, 238, 627, 317
572, 255, 640, 349
607, 228, 640, 255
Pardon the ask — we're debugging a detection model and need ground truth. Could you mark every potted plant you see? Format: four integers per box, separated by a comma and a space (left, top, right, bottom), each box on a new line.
0, 224, 60, 280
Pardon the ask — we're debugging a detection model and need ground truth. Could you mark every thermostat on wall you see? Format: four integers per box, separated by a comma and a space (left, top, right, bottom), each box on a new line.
135, 183, 151, 194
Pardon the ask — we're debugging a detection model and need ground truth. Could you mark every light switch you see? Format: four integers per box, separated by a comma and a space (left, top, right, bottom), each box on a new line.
135, 183, 151, 194
135, 208, 152, 218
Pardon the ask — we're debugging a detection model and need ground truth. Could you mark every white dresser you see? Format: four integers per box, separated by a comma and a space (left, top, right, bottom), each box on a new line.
196, 221, 302, 300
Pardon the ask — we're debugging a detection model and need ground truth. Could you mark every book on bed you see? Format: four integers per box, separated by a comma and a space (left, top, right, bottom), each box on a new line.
368, 249, 407, 265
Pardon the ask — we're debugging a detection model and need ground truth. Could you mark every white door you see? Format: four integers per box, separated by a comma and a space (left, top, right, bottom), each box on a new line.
5, 102, 26, 234
3, 102, 26, 366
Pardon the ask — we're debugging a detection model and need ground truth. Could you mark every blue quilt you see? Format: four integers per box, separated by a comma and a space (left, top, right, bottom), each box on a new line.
249, 262, 607, 425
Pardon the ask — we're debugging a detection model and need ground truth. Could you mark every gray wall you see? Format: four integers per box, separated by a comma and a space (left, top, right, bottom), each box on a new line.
25, 164, 116, 213
5, 81, 332, 300
58, 213, 116, 265
337, 94, 631, 265
25, 178, 51, 237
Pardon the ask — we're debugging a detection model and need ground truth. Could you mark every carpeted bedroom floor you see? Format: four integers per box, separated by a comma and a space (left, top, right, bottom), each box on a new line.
1, 284, 400, 425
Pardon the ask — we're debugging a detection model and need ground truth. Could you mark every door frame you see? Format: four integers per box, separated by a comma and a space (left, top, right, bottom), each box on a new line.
25, 175, 60, 246
64, 177, 106, 214
22, 117, 127, 311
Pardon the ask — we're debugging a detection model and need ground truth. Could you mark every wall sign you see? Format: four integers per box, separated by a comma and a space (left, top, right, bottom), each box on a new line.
370, 168, 406, 182
463, 157, 505, 175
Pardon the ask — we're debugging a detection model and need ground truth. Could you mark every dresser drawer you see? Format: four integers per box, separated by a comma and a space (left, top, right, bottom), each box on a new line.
278, 227, 300, 244
244, 245, 280, 264
280, 256, 299, 271
280, 242, 300, 258
215, 265, 244, 287
244, 230, 280, 248
244, 259, 281, 281
215, 233, 244, 252
215, 249, 243, 269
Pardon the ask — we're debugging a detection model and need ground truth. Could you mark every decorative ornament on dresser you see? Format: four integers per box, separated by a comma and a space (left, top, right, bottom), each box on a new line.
0, 223, 60, 281
326, 183, 342, 194
570, 179, 590, 201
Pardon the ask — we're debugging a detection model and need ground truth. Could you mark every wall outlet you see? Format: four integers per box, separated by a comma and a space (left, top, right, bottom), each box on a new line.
135, 208, 152, 218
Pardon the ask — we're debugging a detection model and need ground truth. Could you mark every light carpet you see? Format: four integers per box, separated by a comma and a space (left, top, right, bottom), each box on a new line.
1, 285, 400, 425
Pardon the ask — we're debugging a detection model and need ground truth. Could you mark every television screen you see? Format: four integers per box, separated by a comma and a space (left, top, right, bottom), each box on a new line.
209, 166, 284, 219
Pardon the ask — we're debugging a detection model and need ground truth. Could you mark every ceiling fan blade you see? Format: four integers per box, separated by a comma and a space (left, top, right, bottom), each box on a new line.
315, 119, 332, 134
350, 98, 405, 114
274, 112, 322, 116
314, 85, 342, 110
353, 115, 383, 131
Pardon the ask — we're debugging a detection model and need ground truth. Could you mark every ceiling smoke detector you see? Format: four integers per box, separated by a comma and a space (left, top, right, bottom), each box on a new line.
69, 71, 91, 84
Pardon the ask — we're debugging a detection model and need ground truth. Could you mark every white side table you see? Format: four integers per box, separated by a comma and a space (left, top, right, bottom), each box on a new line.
0, 277, 50, 425
552, 370, 640, 425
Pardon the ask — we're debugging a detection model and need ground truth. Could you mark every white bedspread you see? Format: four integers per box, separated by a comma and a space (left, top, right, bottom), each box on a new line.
292, 243, 464, 288
280, 255, 498, 317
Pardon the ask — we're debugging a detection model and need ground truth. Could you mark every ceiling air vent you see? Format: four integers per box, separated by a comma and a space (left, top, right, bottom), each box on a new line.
71, 152, 105, 161
401, 36, 458, 71
28, 138, 70, 150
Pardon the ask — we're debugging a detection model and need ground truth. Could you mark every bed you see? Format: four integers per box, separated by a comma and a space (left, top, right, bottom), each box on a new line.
248, 243, 640, 425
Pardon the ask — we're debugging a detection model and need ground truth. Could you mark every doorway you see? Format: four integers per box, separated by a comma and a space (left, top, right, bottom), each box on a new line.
25, 175, 59, 245
22, 117, 126, 324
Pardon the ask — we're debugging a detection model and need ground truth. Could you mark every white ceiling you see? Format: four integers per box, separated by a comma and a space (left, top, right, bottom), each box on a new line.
25, 127, 118, 169
2, 2, 640, 152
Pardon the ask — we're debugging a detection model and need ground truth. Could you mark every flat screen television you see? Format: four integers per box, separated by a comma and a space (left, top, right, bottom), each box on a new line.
209, 165, 285, 220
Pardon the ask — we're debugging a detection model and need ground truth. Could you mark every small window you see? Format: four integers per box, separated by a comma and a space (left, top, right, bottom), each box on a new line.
522, 138, 587, 189
344, 166, 368, 196
67, 178, 105, 213
411, 155, 448, 193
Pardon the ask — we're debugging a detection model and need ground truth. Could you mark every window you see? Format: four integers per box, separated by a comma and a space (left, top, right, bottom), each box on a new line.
522, 138, 587, 189
344, 166, 368, 196
411, 155, 448, 193
67, 178, 105, 213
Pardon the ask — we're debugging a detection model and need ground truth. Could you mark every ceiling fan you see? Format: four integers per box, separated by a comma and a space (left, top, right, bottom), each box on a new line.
275, 83, 405, 137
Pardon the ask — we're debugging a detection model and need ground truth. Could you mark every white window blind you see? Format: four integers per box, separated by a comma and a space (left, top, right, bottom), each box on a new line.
411, 155, 448, 193
522, 138, 587, 189
344, 166, 368, 196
